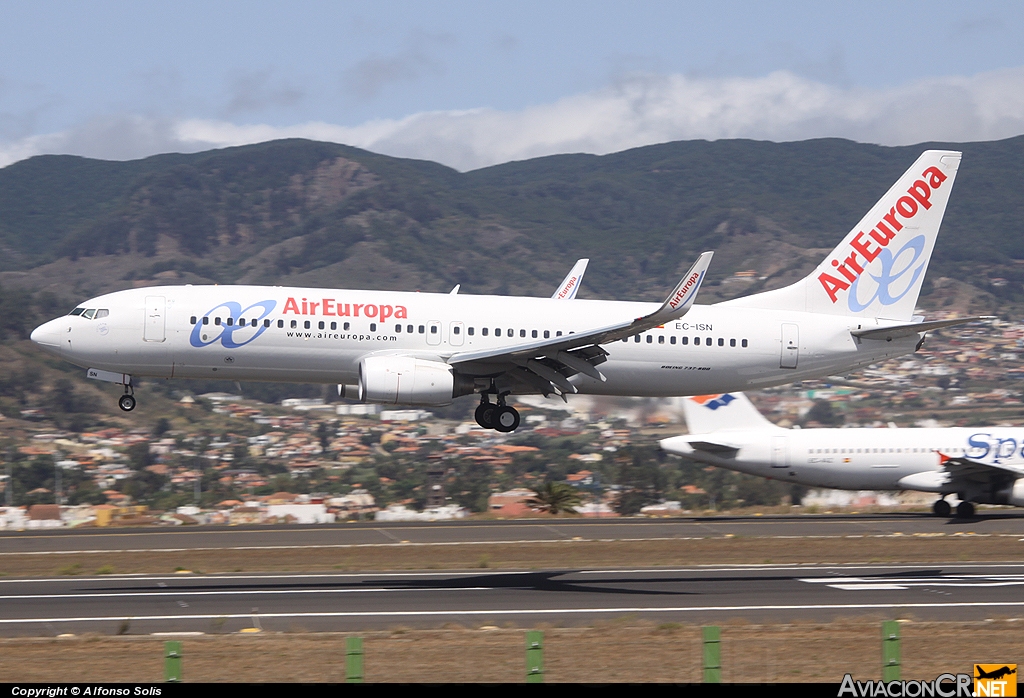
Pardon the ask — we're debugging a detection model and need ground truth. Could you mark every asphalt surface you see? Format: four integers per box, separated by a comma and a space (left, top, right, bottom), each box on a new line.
2, 563, 1023, 635
3, 512, 1024, 553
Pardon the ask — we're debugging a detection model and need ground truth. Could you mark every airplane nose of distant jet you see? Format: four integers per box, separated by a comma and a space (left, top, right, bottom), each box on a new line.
30, 318, 63, 356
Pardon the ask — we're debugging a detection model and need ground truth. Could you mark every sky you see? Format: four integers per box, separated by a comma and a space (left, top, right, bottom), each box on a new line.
2, 1, 1024, 171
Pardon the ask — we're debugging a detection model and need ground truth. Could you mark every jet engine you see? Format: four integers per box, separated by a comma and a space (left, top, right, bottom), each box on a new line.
359, 356, 473, 406
994, 478, 1024, 507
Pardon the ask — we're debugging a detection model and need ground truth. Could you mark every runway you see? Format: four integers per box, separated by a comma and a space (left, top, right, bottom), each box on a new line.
3, 512, 1024, 555
3, 563, 1024, 636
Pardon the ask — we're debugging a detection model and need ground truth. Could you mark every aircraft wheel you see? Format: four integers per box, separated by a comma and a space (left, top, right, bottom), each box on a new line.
118, 394, 137, 412
956, 501, 975, 518
475, 403, 496, 429
493, 405, 521, 433
932, 499, 951, 517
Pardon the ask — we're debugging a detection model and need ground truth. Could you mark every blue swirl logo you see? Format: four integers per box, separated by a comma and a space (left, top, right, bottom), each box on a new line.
848, 235, 926, 312
189, 300, 277, 348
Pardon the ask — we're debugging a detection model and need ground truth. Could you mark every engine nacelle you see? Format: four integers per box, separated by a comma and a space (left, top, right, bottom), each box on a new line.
359, 356, 470, 406
995, 478, 1024, 507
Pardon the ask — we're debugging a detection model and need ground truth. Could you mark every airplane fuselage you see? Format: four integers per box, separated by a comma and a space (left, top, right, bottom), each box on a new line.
665, 426, 1024, 496
30, 284, 923, 399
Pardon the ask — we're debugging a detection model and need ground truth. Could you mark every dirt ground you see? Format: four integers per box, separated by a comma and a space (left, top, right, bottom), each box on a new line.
2, 534, 1022, 577
0, 619, 1018, 683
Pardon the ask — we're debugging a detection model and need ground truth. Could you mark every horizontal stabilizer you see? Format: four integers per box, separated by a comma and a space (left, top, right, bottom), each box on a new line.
852, 316, 992, 341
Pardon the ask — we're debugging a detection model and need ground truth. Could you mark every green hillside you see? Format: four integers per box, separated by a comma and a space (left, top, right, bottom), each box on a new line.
0, 136, 1022, 307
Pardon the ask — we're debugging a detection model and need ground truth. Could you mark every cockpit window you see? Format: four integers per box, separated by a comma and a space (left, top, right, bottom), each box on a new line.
69, 308, 109, 320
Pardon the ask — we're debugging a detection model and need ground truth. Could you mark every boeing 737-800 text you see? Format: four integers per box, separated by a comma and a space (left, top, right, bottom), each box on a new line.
30, 150, 978, 431
661, 392, 1022, 518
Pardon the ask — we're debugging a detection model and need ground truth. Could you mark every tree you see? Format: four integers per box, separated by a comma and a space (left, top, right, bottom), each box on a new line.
528, 482, 582, 515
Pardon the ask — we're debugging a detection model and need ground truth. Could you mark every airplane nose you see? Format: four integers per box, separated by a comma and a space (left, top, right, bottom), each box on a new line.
30, 319, 63, 355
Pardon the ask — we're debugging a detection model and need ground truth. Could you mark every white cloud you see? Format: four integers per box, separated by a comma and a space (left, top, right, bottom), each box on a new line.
3, 67, 1024, 171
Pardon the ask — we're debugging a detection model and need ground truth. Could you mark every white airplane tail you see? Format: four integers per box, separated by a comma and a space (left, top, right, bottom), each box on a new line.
722, 150, 962, 321
680, 393, 779, 434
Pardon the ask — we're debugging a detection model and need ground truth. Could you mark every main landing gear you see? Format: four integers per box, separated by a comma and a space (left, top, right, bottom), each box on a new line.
118, 383, 136, 412
932, 498, 975, 518
475, 392, 520, 433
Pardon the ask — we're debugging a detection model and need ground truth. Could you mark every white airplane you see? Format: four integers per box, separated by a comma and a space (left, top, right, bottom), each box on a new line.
30, 150, 979, 432
660, 392, 1023, 518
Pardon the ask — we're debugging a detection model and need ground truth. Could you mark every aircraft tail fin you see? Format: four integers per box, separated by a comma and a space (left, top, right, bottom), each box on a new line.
721, 150, 962, 321
680, 393, 780, 434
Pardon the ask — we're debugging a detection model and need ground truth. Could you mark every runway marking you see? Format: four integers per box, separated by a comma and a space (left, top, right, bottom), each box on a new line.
800, 574, 1024, 590
0, 587, 491, 601
6, 601, 1024, 625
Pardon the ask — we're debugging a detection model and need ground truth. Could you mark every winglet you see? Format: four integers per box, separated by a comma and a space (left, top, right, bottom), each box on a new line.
645, 252, 713, 324
552, 258, 589, 299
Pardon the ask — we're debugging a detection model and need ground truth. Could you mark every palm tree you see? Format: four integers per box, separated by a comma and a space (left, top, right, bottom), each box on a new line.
528, 482, 582, 515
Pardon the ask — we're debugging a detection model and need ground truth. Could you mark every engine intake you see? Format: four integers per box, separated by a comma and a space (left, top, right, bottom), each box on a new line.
359, 356, 471, 406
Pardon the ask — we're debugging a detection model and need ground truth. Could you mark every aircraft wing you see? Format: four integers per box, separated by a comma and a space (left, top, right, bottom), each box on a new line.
448, 252, 713, 397
551, 258, 589, 300
940, 454, 1023, 484
851, 316, 993, 341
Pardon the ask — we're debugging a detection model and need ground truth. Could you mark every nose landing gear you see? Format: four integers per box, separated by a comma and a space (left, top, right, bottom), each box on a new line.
118, 383, 136, 412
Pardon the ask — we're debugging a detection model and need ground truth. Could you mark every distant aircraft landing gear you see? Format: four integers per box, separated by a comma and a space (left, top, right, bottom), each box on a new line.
932, 499, 951, 517
956, 501, 975, 518
118, 383, 136, 412
475, 391, 520, 432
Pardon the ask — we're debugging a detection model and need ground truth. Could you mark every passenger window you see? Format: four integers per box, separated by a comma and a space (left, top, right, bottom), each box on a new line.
646, 335, 652, 344
370, 323, 377, 332
264, 319, 271, 328
495, 328, 501, 336
634, 335, 641, 343
304, 321, 310, 329
429, 325, 435, 334
658, 336, 665, 344
544, 330, 550, 339
215, 317, 222, 326
395, 324, 402, 333
418, 325, 425, 334
730, 338, 736, 347
204, 317, 210, 325
742, 339, 748, 347
344, 322, 350, 331
520, 329, 526, 338
318, 321, 325, 330
706, 337, 712, 346
290, 320, 297, 329
482, 328, 489, 336
670, 336, 676, 345
453, 326, 461, 335
190, 316, 197, 325
226, 318, 234, 326
556, 331, 562, 337
330, 322, 336, 330
468, 327, 474, 336
718, 338, 724, 346
681, 336, 688, 345
532, 330, 537, 338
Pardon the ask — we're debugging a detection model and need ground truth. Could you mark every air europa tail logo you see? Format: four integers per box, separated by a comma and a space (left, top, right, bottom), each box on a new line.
818, 165, 948, 310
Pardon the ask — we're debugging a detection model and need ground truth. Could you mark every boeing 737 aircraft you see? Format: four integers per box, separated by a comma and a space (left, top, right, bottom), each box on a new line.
30, 150, 979, 432
660, 392, 1022, 518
